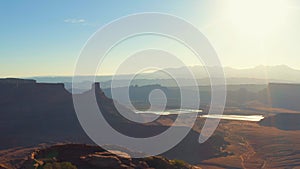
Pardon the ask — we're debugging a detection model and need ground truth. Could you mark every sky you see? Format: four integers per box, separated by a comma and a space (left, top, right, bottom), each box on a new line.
1, 0, 300, 77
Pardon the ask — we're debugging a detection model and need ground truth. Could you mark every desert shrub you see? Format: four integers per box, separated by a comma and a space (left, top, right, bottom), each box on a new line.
171, 159, 188, 168
144, 156, 171, 169
43, 162, 77, 169
42, 150, 59, 159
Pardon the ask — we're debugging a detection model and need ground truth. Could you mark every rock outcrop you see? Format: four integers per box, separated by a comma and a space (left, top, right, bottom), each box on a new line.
0, 78, 227, 166
20, 144, 201, 169
269, 83, 300, 111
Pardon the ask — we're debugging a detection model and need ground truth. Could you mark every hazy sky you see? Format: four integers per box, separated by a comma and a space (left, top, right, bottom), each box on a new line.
1, 0, 300, 77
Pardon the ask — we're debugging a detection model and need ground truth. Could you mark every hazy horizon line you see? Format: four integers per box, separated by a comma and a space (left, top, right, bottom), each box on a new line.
1, 64, 298, 79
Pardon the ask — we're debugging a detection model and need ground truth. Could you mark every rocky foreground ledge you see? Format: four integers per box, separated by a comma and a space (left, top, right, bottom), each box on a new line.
10, 144, 201, 169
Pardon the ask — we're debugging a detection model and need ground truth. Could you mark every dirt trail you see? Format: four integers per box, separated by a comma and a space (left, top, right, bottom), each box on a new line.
239, 137, 255, 169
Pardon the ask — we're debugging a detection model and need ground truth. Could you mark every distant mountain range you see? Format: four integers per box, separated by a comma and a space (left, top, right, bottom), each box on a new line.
156, 65, 300, 82
26, 65, 300, 89
30, 65, 300, 83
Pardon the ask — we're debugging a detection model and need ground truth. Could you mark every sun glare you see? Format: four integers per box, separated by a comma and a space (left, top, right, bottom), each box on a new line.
229, 0, 288, 37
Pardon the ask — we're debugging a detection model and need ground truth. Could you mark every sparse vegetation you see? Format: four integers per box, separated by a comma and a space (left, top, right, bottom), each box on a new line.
43, 162, 77, 169
171, 159, 188, 168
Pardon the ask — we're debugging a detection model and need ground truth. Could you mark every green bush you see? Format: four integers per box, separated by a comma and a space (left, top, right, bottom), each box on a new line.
43, 162, 77, 169
171, 159, 188, 168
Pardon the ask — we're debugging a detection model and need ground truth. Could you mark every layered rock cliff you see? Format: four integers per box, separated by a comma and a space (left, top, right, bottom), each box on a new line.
0, 78, 227, 166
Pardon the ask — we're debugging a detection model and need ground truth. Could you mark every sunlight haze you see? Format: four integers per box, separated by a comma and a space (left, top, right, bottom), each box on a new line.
1, 0, 300, 77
